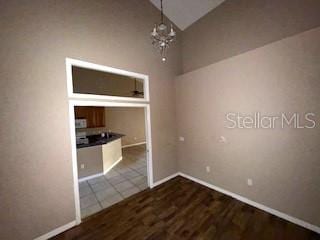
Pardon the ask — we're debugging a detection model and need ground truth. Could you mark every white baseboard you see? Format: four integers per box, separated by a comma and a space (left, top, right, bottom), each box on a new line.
35, 171, 320, 240
34, 221, 76, 240
104, 156, 123, 174
151, 172, 179, 188
122, 142, 146, 149
178, 172, 320, 234
78, 157, 123, 183
78, 172, 104, 183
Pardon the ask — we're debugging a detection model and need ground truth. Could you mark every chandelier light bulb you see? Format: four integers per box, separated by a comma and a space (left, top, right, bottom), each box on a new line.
159, 23, 167, 31
151, 25, 157, 36
169, 25, 176, 37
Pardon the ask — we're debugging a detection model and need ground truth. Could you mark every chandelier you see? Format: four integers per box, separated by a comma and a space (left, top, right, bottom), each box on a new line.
150, 0, 176, 62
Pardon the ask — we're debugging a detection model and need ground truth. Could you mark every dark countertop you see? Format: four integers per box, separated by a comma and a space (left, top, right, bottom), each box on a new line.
76, 132, 125, 149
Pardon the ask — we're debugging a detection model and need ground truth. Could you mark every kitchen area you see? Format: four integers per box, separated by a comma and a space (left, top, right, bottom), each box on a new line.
75, 106, 148, 218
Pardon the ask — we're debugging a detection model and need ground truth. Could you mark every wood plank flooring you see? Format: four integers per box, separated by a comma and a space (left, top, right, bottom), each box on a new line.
52, 176, 320, 240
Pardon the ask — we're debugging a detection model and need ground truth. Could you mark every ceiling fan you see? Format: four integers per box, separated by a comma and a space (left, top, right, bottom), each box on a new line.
131, 79, 144, 97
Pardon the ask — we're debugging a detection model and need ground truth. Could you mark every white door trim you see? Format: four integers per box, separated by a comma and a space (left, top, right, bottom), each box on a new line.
66, 58, 153, 226
66, 58, 150, 102
68, 102, 81, 225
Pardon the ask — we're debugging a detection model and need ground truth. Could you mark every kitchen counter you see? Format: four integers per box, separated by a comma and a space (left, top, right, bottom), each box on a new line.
76, 132, 125, 149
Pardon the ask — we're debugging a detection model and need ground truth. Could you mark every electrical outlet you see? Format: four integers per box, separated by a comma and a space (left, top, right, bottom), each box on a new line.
206, 166, 211, 173
219, 136, 227, 143
80, 164, 85, 169
179, 136, 185, 142
247, 178, 253, 186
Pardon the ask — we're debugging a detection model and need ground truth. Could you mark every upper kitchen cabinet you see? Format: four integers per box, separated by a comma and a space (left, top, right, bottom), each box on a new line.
75, 106, 105, 128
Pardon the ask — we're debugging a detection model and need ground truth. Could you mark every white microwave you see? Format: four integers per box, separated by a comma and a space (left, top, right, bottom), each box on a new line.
75, 119, 87, 129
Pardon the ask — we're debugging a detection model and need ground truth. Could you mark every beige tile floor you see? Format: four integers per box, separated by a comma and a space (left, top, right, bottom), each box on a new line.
78, 144, 148, 218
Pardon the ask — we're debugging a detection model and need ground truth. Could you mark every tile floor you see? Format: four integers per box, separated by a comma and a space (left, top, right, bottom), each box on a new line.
78, 144, 148, 218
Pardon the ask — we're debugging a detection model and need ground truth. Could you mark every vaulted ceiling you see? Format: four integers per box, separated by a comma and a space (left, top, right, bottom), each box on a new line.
149, 0, 226, 30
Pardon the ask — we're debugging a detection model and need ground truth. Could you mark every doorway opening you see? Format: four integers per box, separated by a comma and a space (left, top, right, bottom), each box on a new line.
76, 106, 149, 219
66, 58, 153, 224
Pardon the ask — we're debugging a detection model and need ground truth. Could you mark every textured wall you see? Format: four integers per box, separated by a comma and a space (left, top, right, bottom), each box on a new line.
176, 27, 320, 227
0, 0, 180, 239
2, 0, 320, 238
182, 0, 320, 73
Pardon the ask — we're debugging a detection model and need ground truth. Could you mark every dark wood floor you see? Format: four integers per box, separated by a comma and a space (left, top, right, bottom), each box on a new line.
52, 176, 319, 240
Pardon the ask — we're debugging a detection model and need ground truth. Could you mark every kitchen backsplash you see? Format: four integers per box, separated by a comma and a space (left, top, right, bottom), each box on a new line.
76, 127, 110, 137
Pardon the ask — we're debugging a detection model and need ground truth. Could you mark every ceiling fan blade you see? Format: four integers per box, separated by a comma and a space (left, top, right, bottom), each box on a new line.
131, 79, 144, 97
131, 90, 144, 97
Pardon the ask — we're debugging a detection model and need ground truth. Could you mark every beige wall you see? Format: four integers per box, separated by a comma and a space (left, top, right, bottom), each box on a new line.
77, 145, 103, 178
175, 27, 320, 227
0, 0, 180, 239
182, 0, 320, 73
105, 107, 146, 146
2, 0, 320, 238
